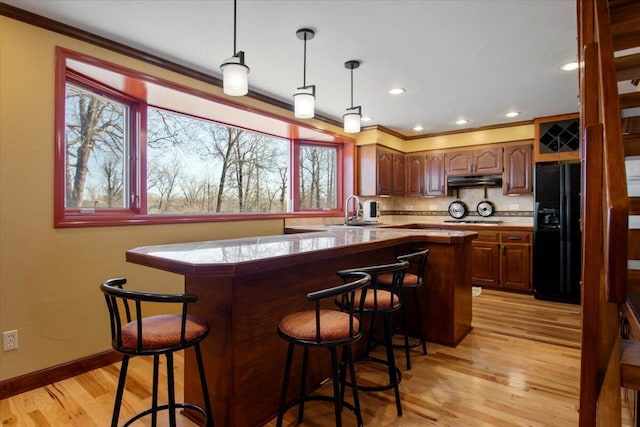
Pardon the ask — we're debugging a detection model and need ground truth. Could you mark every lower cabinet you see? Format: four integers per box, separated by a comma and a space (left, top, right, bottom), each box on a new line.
472, 230, 532, 292
471, 232, 500, 287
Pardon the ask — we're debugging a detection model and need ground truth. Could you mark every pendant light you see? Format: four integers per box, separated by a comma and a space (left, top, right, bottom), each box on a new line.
220, 0, 249, 96
293, 28, 316, 119
343, 60, 362, 133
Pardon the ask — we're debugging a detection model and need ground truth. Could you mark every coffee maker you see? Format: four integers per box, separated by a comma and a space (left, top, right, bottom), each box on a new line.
362, 200, 381, 223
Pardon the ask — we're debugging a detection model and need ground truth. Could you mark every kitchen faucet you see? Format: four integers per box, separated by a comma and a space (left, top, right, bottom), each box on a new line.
344, 195, 361, 225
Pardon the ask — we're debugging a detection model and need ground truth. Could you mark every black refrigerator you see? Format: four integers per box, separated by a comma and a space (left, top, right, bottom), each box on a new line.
533, 162, 581, 304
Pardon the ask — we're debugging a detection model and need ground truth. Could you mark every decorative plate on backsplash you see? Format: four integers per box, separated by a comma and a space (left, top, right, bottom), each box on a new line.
448, 200, 468, 219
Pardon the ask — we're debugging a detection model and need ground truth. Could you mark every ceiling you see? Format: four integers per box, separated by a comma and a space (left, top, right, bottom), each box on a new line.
4, 0, 580, 137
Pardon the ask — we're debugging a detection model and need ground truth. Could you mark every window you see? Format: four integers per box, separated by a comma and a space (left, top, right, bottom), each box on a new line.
146, 108, 290, 214
62, 79, 136, 214
55, 48, 351, 227
298, 143, 337, 210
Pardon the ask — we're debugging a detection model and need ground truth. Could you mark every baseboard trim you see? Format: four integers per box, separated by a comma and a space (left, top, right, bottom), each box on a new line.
0, 350, 121, 399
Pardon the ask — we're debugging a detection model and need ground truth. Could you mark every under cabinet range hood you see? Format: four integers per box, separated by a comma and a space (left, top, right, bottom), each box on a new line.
446, 174, 503, 188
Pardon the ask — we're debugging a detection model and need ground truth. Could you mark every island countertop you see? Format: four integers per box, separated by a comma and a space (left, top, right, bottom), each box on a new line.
126, 226, 477, 277
125, 225, 477, 426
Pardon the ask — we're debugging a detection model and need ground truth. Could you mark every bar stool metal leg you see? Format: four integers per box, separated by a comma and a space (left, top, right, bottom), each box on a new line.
151, 355, 160, 426
298, 346, 309, 424
276, 343, 295, 427
111, 355, 130, 427
166, 353, 177, 427
194, 343, 215, 427
383, 314, 402, 416
330, 347, 343, 427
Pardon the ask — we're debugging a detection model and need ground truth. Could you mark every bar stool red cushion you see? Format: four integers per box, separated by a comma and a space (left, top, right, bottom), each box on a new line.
356, 288, 400, 310
279, 310, 359, 342
378, 272, 420, 288
120, 314, 208, 350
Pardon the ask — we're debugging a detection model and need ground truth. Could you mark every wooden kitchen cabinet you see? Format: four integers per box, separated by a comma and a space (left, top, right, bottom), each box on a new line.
500, 232, 532, 291
358, 144, 405, 196
446, 147, 503, 176
377, 148, 393, 195
471, 232, 500, 287
503, 144, 533, 194
470, 229, 532, 292
405, 154, 425, 197
392, 153, 406, 196
425, 152, 447, 196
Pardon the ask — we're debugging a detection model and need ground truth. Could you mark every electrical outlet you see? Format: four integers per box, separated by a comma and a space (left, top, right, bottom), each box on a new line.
3, 330, 18, 351
429, 205, 437, 211
508, 204, 520, 211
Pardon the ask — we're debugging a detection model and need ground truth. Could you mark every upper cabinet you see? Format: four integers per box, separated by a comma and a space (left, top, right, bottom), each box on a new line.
358, 141, 532, 198
358, 145, 405, 196
503, 144, 533, 194
534, 113, 580, 163
405, 154, 425, 197
445, 147, 503, 176
425, 152, 447, 196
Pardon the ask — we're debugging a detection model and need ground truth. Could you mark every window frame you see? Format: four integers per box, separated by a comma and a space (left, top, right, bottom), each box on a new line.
54, 47, 353, 228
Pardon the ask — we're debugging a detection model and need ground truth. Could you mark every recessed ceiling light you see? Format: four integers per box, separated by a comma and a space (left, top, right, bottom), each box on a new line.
455, 119, 468, 125
388, 88, 405, 95
413, 125, 424, 131
560, 61, 579, 71
361, 116, 372, 122
505, 111, 520, 118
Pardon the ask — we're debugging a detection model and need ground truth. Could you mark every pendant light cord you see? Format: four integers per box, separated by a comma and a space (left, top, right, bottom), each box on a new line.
233, 0, 237, 55
350, 68, 354, 108
302, 33, 307, 87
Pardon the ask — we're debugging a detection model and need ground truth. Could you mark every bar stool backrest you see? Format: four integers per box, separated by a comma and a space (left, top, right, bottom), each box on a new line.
100, 277, 206, 355
397, 248, 430, 287
338, 261, 408, 313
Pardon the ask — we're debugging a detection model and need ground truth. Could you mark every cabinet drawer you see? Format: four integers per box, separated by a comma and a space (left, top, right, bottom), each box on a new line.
501, 232, 531, 244
475, 231, 500, 242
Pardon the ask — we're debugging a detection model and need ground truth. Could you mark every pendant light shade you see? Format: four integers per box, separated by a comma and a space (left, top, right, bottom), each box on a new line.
221, 0, 249, 96
221, 52, 249, 96
343, 106, 362, 133
294, 86, 315, 119
294, 28, 316, 119
344, 60, 362, 133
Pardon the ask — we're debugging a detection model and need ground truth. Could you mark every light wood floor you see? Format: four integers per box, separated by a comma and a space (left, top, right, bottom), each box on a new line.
0, 289, 633, 426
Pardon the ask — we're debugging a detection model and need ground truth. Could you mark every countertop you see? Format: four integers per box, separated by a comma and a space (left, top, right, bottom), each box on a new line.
126, 226, 477, 276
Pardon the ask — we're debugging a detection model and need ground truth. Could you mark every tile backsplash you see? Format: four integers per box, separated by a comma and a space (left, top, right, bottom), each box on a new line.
360, 187, 533, 225
366, 187, 532, 214
285, 188, 534, 228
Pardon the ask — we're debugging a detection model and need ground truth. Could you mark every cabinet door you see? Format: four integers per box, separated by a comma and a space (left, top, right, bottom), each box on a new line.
472, 241, 500, 287
474, 147, 503, 174
425, 153, 446, 196
503, 144, 533, 194
392, 154, 406, 196
405, 155, 424, 197
502, 244, 531, 291
377, 149, 393, 195
445, 151, 474, 176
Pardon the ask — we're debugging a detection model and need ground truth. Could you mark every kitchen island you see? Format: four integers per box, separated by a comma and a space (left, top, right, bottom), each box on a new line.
126, 226, 476, 426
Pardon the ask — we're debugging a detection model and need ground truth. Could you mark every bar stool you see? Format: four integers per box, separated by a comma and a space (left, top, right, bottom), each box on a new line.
377, 248, 430, 370
276, 271, 371, 427
336, 261, 408, 417
100, 278, 214, 427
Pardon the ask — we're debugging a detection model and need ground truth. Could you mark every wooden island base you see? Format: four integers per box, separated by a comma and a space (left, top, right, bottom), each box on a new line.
126, 227, 475, 426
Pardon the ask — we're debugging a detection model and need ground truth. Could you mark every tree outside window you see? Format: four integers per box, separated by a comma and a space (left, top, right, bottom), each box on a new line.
64, 83, 128, 210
